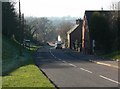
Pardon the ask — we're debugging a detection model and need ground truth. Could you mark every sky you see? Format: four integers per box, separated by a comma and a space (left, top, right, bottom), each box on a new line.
15, 0, 120, 18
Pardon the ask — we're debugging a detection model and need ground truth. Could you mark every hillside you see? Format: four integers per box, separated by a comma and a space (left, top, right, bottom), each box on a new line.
2, 36, 28, 75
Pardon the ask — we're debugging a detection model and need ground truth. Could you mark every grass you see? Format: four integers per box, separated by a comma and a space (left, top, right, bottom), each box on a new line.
101, 51, 120, 60
2, 36, 55, 88
25, 45, 40, 51
2, 65, 54, 87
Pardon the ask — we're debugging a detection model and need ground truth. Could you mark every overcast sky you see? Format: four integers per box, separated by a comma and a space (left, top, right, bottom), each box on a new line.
15, 0, 119, 18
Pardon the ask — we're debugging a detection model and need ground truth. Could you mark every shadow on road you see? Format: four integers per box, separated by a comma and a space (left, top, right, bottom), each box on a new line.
34, 46, 119, 70
34, 47, 105, 69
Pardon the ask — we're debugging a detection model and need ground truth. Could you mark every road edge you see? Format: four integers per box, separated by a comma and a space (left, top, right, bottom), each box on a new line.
63, 48, 119, 69
38, 67, 59, 89
89, 60, 120, 69
34, 47, 59, 89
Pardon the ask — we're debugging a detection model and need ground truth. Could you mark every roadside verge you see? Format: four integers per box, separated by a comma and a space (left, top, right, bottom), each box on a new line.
63, 48, 119, 69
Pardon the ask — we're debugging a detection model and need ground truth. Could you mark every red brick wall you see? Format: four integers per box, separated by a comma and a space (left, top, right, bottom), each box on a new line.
82, 15, 91, 54
70, 26, 82, 50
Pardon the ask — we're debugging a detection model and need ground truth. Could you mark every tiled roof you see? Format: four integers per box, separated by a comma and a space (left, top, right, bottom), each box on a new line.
85, 10, 117, 25
67, 24, 79, 34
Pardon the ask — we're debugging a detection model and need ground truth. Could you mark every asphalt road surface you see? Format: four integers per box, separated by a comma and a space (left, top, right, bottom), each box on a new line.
34, 46, 119, 88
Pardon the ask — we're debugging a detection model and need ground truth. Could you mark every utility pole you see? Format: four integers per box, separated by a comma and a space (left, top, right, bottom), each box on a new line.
19, 0, 22, 55
19, 0, 21, 25
22, 13, 24, 47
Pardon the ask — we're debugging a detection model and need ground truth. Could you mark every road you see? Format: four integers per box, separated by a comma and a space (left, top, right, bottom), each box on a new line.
34, 46, 119, 88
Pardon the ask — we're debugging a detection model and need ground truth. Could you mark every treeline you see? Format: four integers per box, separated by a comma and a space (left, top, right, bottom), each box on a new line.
2, 2, 27, 44
25, 17, 75, 44
2, 2, 20, 40
25, 17, 57, 44
89, 11, 120, 53
2, 2, 57, 45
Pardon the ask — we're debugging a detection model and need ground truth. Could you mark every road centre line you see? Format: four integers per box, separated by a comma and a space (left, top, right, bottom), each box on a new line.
80, 68, 92, 73
49, 49, 78, 68
50, 49, 62, 60
99, 75, 120, 84
50, 49, 55, 57
50, 49, 92, 69
50, 48, 119, 85
49, 49, 120, 85
62, 61, 67, 63
69, 63, 77, 67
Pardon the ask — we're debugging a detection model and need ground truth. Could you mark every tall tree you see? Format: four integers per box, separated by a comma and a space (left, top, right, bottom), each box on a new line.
109, 2, 120, 51
25, 17, 57, 43
2, 2, 19, 38
89, 12, 111, 53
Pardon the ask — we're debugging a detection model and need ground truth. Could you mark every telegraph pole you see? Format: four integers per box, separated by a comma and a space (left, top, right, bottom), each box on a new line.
22, 13, 24, 47
19, 0, 21, 24
19, 0, 22, 55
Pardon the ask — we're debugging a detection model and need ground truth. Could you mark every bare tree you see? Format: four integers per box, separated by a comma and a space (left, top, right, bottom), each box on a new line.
25, 17, 57, 43
57, 21, 74, 41
110, 2, 119, 10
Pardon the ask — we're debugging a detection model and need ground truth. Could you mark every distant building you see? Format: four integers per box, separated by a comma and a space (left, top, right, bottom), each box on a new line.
67, 19, 83, 51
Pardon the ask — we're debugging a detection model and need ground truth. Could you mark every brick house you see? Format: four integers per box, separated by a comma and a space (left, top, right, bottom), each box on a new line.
81, 10, 115, 54
81, 11, 93, 54
67, 19, 83, 51
67, 11, 116, 54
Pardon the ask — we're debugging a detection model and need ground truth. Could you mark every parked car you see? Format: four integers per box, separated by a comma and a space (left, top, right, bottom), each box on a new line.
55, 43, 62, 49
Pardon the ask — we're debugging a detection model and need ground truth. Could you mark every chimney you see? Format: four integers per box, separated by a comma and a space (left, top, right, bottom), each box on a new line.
76, 19, 82, 25
76, 19, 79, 24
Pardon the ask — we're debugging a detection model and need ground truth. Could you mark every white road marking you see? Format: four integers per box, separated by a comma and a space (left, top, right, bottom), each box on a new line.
89, 60, 119, 69
69, 63, 77, 67
80, 68, 92, 73
50, 50, 77, 68
49, 49, 120, 85
62, 61, 66, 63
99, 75, 120, 84
49, 49, 55, 57
50, 49, 62, 61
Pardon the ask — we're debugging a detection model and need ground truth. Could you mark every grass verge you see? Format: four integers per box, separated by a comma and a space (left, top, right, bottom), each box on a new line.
2, 36, 55, 88
2, 65, 54, 87
101, 51, 120, 61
